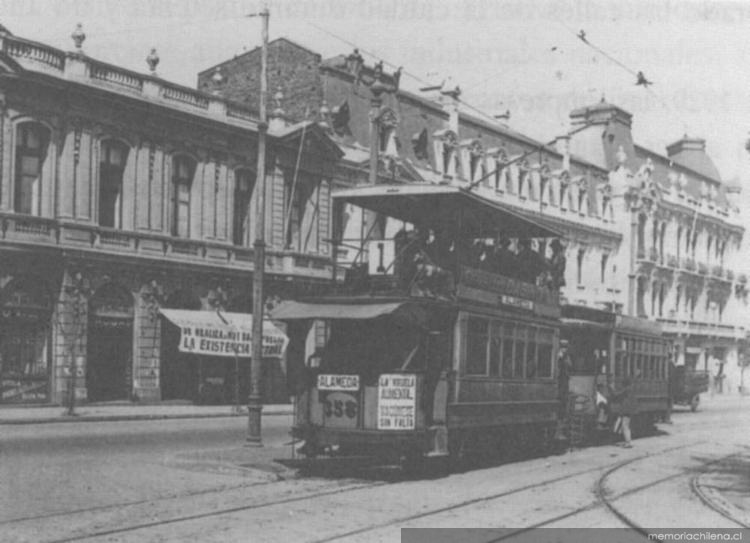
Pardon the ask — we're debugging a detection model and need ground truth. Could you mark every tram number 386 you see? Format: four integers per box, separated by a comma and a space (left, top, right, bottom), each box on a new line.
321, 391, 358, 420
323, 399, 357, 419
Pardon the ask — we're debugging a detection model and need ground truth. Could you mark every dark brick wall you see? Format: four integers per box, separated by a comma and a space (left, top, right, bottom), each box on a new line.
198, 38, 324, 123
198, 38, 595, 181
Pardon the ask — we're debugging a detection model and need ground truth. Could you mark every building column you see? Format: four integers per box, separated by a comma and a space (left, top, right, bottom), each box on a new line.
134, 283, 163, 402
52, 270, 91, 405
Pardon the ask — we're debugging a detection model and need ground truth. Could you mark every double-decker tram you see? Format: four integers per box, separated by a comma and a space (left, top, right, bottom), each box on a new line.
560, 304, 672, 444
272, 184, 567, 468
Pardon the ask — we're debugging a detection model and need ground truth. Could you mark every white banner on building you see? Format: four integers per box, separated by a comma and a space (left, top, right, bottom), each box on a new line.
377, 373, 417, 430
160, 309, 288, 359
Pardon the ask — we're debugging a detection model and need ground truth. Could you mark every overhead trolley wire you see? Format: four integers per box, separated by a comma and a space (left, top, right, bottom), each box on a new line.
557, 21, 690, 135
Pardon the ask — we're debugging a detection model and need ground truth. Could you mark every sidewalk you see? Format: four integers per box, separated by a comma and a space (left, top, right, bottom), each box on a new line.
0, 402, 293, 424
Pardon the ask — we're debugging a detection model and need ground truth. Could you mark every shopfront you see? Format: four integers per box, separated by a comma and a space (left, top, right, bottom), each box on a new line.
0, 277, 52, 403
87, 284, 134, 402
159, 309, 289, 404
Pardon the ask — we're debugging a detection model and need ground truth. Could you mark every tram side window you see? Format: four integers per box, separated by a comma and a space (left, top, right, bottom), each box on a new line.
615, 351, 625, 377
502, 323, 514, 379
649, 343, 656, 379
489, 321, 502, 377
466, 317, 489, 376
537, 327, 554, 378
627, 339, 636, 377
513, 326, 526, 379
525, 328, 538, 379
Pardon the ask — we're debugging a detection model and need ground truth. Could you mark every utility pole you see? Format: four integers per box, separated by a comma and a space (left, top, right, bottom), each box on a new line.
247, 5, 269, 446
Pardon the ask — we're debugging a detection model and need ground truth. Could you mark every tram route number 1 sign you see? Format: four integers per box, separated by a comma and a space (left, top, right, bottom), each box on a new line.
377, 374, 417, 430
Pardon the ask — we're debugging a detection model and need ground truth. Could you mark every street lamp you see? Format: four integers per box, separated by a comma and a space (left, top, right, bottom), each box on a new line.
247, 5, 269, 447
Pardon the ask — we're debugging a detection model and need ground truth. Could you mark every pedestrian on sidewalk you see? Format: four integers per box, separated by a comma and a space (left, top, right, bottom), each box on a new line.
611, 377, 636, 448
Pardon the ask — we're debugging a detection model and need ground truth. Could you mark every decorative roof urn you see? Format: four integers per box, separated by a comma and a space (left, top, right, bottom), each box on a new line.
146, 48, 159, 75
71, 23, 85, 52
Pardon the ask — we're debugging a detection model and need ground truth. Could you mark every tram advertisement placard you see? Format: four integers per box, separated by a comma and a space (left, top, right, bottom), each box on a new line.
377, 374, 416, 430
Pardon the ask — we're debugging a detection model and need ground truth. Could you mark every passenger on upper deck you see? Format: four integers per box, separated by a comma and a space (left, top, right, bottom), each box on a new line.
493, 237, 519, 279
546, 239, 567, 290
517, 239, 548, 286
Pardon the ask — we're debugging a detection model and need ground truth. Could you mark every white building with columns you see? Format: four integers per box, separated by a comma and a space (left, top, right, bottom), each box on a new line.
569, 100, 748, 392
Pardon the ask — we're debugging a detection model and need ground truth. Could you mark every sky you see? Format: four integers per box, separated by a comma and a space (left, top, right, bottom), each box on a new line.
3, 0, 750, 182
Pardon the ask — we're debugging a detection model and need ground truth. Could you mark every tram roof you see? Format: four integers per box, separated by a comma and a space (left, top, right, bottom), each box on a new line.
561, 305, 663, 337
333, 184, 563, 238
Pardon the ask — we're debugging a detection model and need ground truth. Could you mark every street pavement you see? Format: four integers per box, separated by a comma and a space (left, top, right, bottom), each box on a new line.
0, 413, 296, 524
0, 393, 748, 542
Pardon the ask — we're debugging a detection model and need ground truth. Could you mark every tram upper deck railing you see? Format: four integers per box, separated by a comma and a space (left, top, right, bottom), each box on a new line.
332, 263, 560, 318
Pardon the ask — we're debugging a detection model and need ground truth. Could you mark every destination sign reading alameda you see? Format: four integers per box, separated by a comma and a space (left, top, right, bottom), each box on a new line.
317, 374, 360, 391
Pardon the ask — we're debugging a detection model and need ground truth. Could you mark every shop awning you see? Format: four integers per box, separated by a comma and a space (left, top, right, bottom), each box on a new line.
159, 309, 288, 359
271, 300, 428, 325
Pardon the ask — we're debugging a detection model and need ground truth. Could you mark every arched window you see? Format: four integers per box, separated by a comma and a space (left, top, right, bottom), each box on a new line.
576, 248, 585, 285
636, 276, 647, 317
233, 168, 255, 246
99, 140, 129, 228
659, 223, 666, 264
14, 122, 50, 215
171, 156, 195, 237
637, 214, 647, 258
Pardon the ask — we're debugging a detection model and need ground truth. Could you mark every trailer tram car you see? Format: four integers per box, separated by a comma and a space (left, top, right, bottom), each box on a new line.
561, 305, 672, 443
272, 184, 569, 468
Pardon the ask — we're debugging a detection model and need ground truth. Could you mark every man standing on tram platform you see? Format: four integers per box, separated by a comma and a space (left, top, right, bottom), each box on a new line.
611, 377, 636, 448
553, 339, 574, 441
557, 339, 573, 417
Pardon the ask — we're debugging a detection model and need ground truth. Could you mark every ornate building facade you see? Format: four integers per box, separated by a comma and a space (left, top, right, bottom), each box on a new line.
0, 27, 343, 405
569, 101, 748, 391
201, 40, 748, 393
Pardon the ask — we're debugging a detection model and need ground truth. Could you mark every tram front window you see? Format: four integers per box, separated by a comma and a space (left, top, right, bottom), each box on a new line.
567, 331, 608, 375
319, 319, 423, 385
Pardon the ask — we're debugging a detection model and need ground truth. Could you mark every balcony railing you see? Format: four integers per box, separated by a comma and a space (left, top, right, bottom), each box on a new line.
666, 254, 678, 268
3, 36, 65, 70
0, 34, 258, 128
0, 212, 332, 277
683, 257, 696, 272
90, 60, 144, 91
697, 262, 708, 275
656, 318, 744, 339
739, 273, 747, 284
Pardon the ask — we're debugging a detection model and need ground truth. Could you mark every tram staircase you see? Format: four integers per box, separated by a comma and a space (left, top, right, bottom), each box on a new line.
565, 393, 593, 449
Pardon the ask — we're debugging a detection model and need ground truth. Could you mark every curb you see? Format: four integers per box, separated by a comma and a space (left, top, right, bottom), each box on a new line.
0, 409, 293, 425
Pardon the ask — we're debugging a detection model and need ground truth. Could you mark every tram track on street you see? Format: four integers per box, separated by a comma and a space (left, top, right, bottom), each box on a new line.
11, 437, 741, 543
9, 444, 630, 543
310, 441, 702, 543
689, 458, 749, 528
481, 447, 747, 542
0, 477, 282, 526
38, 479, 387, 543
